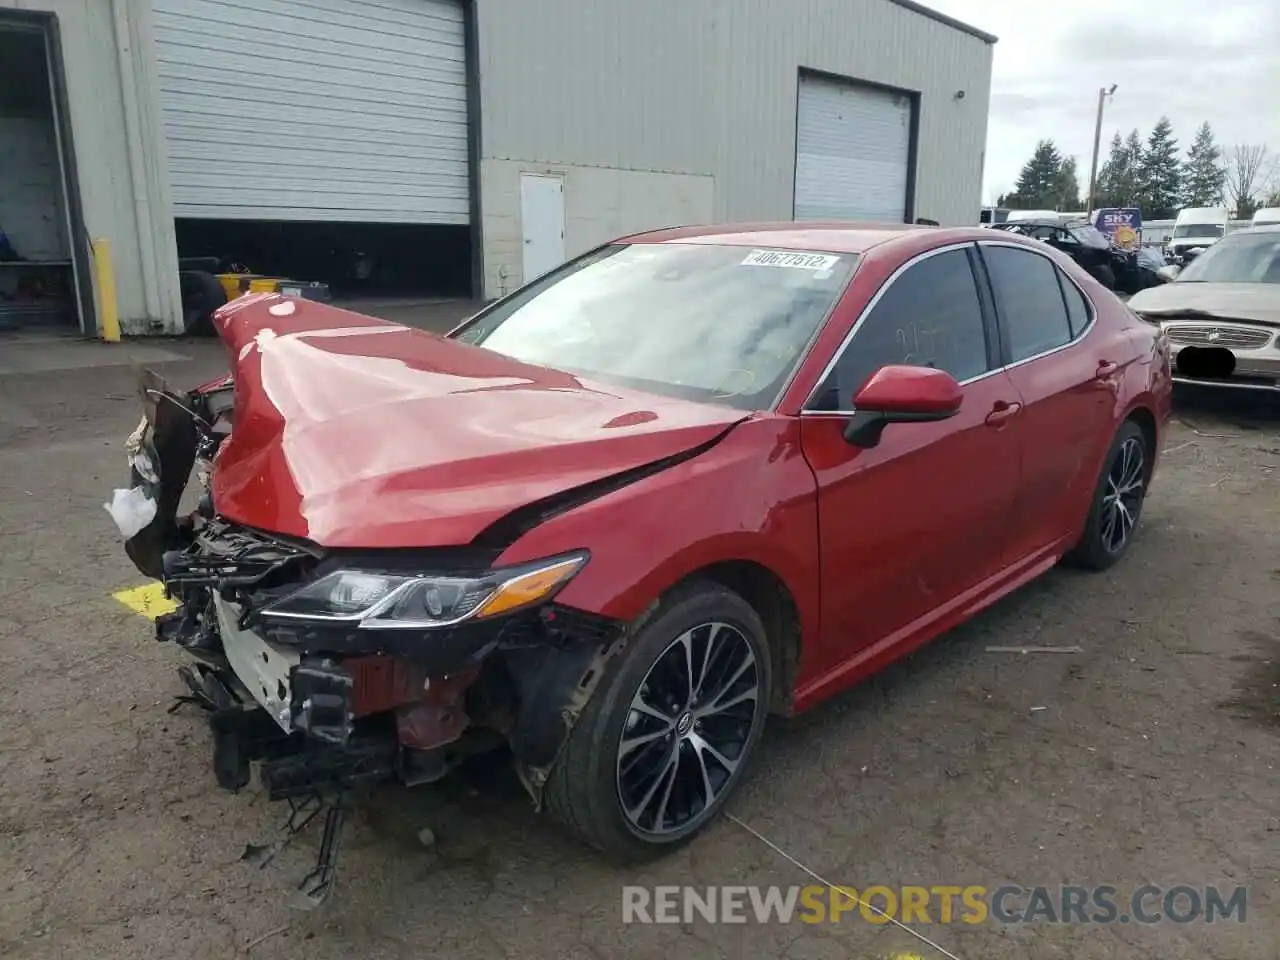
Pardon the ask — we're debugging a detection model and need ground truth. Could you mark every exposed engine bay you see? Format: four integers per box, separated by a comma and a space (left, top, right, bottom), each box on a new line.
110, 367, 627, 908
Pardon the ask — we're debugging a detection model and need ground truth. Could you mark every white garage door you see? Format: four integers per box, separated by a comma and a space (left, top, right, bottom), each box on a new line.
152, 0, 469, 224
794, 74, 912, 223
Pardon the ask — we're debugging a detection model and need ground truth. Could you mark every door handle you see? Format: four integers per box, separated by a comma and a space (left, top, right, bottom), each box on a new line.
1095, 360, 1119, 379
984, 400, 1022, 426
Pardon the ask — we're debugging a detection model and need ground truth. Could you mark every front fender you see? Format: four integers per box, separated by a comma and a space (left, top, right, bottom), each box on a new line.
493, 417, 822, 655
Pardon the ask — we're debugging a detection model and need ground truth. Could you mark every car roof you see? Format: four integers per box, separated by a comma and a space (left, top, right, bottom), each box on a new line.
618, 221, 1002, 256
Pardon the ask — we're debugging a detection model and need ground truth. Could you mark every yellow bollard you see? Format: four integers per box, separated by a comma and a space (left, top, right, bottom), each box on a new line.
91, 238, 120, 342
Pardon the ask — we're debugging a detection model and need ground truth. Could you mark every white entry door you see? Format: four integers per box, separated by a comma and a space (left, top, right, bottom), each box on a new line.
520, 173, 566, 283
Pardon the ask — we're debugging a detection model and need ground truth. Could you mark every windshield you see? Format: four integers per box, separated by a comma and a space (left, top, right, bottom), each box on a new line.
452, 243, 858, 410
1067, 223, 1110, 247
1176, 232, 1280, 283
1173, 223, 1225, 239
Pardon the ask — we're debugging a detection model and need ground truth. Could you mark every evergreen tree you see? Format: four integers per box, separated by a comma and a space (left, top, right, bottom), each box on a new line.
1137, 117, 1183, 219
1054, 156, 1081, 210
1095, 131, 1142, 208
1182, 122, 1225, 207
1006, 140, 1068, 209
1094, 133, 1125, 207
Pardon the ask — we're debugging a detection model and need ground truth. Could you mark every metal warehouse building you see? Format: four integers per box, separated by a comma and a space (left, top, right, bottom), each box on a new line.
0, 0, 994, 337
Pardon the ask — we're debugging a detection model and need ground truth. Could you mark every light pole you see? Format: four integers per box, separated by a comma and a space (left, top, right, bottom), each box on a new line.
1086, 84, 1118, 217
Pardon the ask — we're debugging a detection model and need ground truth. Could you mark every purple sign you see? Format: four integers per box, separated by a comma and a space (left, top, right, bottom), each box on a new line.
1092, 208, 1143, 251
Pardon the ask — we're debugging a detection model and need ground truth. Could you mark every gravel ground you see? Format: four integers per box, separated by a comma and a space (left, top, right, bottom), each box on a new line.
1, 327, 1277, 960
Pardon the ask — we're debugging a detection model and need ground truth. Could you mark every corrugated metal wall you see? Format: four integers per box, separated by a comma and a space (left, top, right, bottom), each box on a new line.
476, 0, 993, 227
152, 0, 470, 224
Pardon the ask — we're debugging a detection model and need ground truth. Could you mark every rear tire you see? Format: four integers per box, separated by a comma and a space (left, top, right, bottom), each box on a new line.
543, 582, 772, 863
1089, 264, 1117, 290
1066, 421, 1149, 571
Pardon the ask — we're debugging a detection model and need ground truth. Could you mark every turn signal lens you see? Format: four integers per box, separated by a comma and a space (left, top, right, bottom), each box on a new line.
473, 556, 587, 619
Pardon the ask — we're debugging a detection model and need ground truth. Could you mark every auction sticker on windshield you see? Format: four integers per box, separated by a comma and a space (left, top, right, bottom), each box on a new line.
741, 249, 841, 271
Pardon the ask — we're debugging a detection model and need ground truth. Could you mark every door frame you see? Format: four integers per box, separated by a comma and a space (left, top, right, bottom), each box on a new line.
0, 10, 97, 337
519, 171, 566, 285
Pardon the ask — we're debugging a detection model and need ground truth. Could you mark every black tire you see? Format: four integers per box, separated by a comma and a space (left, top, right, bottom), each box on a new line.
1089, 264, 1117, 290
543, 581, 772, 863
179, 270, 228, 336
1066, 421, 1149, 571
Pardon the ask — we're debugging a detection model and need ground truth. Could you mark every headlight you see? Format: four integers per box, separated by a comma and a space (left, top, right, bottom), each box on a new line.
259, 552, 588, 629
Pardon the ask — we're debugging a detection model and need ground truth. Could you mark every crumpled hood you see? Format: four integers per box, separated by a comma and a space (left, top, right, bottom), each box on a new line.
208, 295, 745, 549
1127, 282, 1280, 327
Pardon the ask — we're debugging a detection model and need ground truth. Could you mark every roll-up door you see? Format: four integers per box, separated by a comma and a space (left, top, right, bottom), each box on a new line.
152, 0, 469, 224
794, 73, 913, 223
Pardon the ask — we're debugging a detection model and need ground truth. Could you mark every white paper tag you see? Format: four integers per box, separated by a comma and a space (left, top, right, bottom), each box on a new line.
104, 486, 158, 540
740, 249, 840, 271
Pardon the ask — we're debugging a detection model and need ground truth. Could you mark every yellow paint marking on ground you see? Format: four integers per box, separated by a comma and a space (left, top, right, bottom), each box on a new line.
112, 583, 178, 619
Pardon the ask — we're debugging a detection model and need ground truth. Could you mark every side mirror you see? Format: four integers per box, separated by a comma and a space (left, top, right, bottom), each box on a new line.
843, 365, 963, 448
1156, 264, 1180, 282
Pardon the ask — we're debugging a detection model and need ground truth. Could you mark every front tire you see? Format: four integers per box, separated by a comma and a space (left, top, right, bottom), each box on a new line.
543, 582, 772, 862
1066, 421, 1149, 571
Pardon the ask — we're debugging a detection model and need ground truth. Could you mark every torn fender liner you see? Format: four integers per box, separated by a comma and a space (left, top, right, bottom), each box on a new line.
503, 609, 634, 805
205, 295, 748, 549
123, 368, 201, 580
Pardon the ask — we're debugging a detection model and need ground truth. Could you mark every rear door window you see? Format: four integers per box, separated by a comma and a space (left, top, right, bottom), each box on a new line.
981, 245, 1074, 362
1058, 273, 1091, 338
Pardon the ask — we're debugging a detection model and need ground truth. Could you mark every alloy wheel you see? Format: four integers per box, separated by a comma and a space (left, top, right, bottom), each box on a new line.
616, 621, 761, 837
1100, 436, 1145, 554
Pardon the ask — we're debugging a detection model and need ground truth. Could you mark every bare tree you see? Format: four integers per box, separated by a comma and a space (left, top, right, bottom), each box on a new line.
1262, 156, 1280, 209
1224, 144, 1269, 218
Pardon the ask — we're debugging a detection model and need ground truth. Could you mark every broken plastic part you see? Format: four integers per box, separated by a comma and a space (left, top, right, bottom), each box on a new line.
104, 486, 158, 539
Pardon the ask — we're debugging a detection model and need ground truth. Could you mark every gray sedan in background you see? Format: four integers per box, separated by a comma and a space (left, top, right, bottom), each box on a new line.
1128, 226, 1280, 392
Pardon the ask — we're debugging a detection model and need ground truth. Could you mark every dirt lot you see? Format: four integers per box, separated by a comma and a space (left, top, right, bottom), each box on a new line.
1, 325, 1277, 960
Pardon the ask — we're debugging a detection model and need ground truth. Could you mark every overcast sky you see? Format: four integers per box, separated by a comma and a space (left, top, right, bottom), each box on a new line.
921, 0, 1280, 203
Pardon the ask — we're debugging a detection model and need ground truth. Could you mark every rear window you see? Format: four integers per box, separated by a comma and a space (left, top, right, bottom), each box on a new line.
1067, 223, 1110, 248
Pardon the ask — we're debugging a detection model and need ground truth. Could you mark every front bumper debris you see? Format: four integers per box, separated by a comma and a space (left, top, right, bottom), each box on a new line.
115, 366, 627, 908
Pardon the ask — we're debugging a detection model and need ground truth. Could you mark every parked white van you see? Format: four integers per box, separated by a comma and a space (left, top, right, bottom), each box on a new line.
1252, 207, 1280, 227
1167, 207, 1229, 262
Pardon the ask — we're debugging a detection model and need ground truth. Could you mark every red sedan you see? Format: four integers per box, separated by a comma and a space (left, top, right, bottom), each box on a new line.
116, 223, 1173, 903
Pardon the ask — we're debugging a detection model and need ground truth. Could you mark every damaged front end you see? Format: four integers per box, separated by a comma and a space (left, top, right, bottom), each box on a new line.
109, 368, 627, 907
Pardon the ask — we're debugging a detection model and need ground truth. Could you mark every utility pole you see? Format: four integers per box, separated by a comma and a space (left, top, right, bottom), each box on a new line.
1086, 84, 1118, 217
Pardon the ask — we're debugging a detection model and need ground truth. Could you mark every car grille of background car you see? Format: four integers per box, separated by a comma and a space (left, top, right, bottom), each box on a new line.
1166, 325, 1273, 349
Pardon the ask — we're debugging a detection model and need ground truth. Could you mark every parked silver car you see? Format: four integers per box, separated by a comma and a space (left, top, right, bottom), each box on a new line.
1128, 226, 1280, 392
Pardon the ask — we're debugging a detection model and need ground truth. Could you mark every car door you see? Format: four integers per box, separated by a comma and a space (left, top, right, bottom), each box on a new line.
799, 244, 1023, 675
976, 241, 1127, 564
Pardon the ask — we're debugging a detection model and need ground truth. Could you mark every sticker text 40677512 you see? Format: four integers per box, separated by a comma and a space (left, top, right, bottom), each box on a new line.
740, 249, 841, 272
